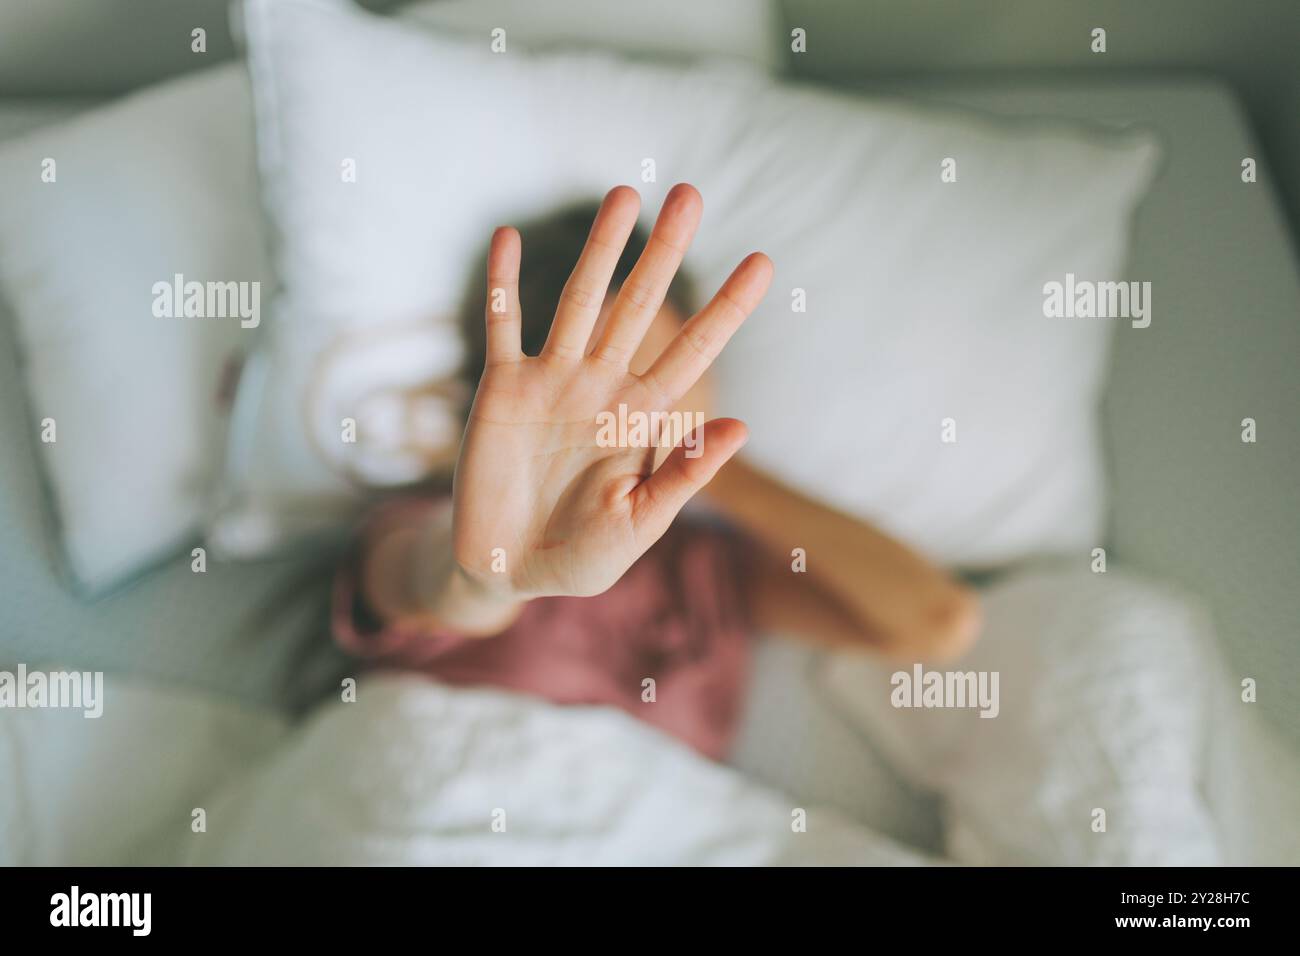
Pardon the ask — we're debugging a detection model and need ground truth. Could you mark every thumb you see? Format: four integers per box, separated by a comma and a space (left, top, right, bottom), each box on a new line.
629, 417, 748, 549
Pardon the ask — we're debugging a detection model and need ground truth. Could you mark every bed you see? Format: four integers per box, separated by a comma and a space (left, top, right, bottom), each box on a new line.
2, 76, 1298, 856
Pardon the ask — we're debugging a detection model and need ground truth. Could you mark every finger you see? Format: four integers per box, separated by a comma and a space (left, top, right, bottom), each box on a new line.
629, 417, 748, 549
542, 186, 641, 360
640, 252, 772, 406
589, 182, 702, 367
484, 227, 522, 366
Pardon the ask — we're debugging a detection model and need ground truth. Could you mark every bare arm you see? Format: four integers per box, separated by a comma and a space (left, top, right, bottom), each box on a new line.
707, 457, 981, 662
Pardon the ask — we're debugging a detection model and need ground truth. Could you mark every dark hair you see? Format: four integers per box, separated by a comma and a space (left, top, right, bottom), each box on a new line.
457, 200, 697, 401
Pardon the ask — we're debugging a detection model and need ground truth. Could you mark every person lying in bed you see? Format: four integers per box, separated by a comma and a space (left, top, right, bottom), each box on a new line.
336, 184, 981, 761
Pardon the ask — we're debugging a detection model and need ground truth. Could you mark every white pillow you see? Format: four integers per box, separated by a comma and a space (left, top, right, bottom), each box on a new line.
222, 0, 1159, 565
0, 66, 272, 594
401, 0, 781, 68
212, 0, 783, 556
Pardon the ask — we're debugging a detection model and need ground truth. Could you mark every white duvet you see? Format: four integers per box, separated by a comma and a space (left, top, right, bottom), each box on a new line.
187, 676, 937, 866
4, 567, 1297, 866
0, 673, 928, 866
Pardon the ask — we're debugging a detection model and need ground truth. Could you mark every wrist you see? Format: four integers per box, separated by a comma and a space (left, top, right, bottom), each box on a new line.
446, 557, 526, 609
362, 502, 525, 636
408, 517, 525, 634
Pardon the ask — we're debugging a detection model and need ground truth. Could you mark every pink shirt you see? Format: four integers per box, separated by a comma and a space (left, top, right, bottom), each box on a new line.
333, 499, 755, 761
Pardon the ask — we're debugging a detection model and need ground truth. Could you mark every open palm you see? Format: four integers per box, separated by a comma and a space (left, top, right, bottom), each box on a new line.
452, 184, 772, 599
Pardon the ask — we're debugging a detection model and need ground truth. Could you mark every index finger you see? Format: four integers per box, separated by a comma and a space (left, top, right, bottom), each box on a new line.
639, 252, 773, 406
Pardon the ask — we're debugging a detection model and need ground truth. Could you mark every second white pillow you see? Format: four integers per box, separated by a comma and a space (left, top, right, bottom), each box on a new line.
222, 0, 1160, 567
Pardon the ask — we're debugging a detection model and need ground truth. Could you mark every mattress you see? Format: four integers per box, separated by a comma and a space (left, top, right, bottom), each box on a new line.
1, 77, 1297, 840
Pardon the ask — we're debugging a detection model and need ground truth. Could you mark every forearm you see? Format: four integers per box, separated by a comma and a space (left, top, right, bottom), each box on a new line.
360, 506, 525, 637
707, 458, 980, 660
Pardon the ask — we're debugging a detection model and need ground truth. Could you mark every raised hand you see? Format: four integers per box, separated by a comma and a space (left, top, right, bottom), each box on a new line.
452, 184, 772, 599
